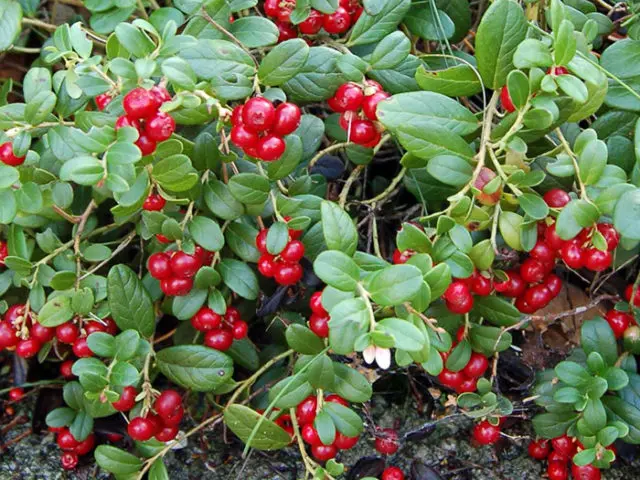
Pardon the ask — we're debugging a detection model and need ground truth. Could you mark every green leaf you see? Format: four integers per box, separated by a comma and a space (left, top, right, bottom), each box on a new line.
377, 317, 425, 352
156, 345, 233, 392
189, 216, 224, 252
266, 221, 290, 255
70, 410, 94, 442
555, 19, 577, 66
519, 193, 549, 220
153, 154, 198, 192
218, 259, 259, 300
0, 0, 22, 53
313, 251, 360, 292
499, 211, 523, 251
94, 445, 143, 475
45, 407, 76, 428
60, 156, 104, 186
614, 188, 640, 240
556, 199, 600, 240
228, 173, 270, 205
513, 39, 554, 69
475, 0, 528, 88
366, 264, 423, 306
87, 332, 115, 357
532, 412, 578, 439
404, 3, 454, 41
369, 31, 410, 70
308, 354, 334, 389
205, 179, 245, 220
555, 361, 591, 387
149, 459, 170, 480
228, 16, 278, 48
426, 155, 473, 187
415, 64, 482, 98
38, 294, 74, 327
172, 288, 208, 320
348, 0, 411, 46
556, 74, 589, 104
107, 265, 155, 338
328, 298, 370, 355
581, 317, 618, 366
286, 324, 325, 355
269, 375, 314, 409
310, 0, 338, 14
473, 296, 521, 327
114, 330, 141, 361
469, 240, 495, 271
331, 363, 372, 403
314, 410, 336, 446
115, 23, 154, 58
258, 39, 310, 86
321, 201, 358, 256
224, 405, 292, 450
584, 398, 607, 432
323, 402, 363, 437
282, 47, 347, 103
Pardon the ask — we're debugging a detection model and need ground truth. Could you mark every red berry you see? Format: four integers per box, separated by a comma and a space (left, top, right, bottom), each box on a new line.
443, 281, 474, 314
257, 134, 286, 161
551, 435, 576, 459
560, 241, 585, 269
349, 119, 377, 145
160, 277, 194, 296
309, 292, 326, 315
312, 444, 337, 461
191, 307, 222, 332
145, 112, 175, 142
135, 134, 157, 156
301, 424, 322, 446
374, 428, 399, 455
276, 21, 297, 42
0, 321, 18, 349
154, 390, 182, 419
309, 313, 330, 338
274, 262, 303, 285
544, 274, 562, 298
330, 83, 364, 112
272, 102, 302, 136
148, 252, 172, 279
276, 2, 294, 22
519, 258, 546, 284
112, 386, 138, 412
571, 463, 601, 480
625, 284, 640, 307
0, 241, 7, 267
472, 420, 500, 445
72, 338, 92, 358
57, 430, 80, 451
225, 306, 241, 324
438, 369, 465, 389
56, 322, 79, 344
256, 229, 269, 254
325, 394, 348, 406
333, 432, 359, 450
299, 9, 324, 34
548, 461, 569, 480
470, 272, 492, 296
243, 97, 276, 133
606, 309, 633, 338
463, 353, 489, 378
280, 240, 305, 263
115, 115, 140, 131
8, 387, 24, 401
258, 254, 276, 277
128, 417, 156, 441
204, 329, 234, 351
155, 425, 179, 442
530, 241, 555, 263
31, 322, 55, 343
263, 0, 279, 17
456, 377, 478, 393
74, 433, 96, 455
548, 66, 569, 75
0, 142, 25, 166
528, 439, 551, 460
85, 321, 106, 336
596, 223, 620, 251
95, 93, 112, 111
231, 124, 260, 150
544, 189, 571, 208
544, 224, 567, 250
143, 193, 166, 211
170, 251, 202, 278
500, 86, 515, 113
61, 452, 79, 470
323, 6, 351, 34
381, 466, 405, 480
583, 248, 612, 272
60, 360, 75, 379
123, 87, 160, 119
150, 85, 171, 104
162, 406, 184, 427
392, 248, 415, 264
156, 234, 172, 244
232, 320, 249, 339
16, 338, 41, 358
296, 396, 318, 425
231, 105, 244, 125
524, 284, 553, 310
362, 91, 390, 121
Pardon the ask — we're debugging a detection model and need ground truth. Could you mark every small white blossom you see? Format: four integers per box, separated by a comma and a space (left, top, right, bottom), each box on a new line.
362, 345, 391, 370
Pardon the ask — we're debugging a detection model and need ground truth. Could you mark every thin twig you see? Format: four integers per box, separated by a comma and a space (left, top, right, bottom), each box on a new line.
200, 9, 259, 68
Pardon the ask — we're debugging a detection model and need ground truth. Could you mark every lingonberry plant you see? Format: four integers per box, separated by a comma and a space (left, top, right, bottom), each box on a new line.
2, 0, 640, 478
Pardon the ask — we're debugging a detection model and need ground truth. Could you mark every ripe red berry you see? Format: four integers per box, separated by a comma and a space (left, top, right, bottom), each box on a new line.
524, 284, 553, 311
529, 241, 555, 263
548, 462, 569, 480
72, 338, 93, 358
272, 102, 302, 136
232, 320, 249, 339
162, 406, 184, 427
312, 444, 337, 461
560, 241, 585, 270
374, 428, 399, 455
544, 223, 566, 250
112, 386, 138, 412
155, 425, 179, 442
95, 93, 112, 111
472, 420, 500, 445
161, 277, 193, 296
456, 377, 478, 393
296, 396, 318, 425
392, 248, 414, 264
74, 433, 96, 455
0, 142, 26, 166
443, 281, 474, 314
528, 439, 551, 460
463, 353, 489, 378
191, 307, 222, 332
333, 432, 359, 450
156, 234, 172, 244
571, 463, 601, 480
0, 241, 7, 267
154, 390, 182, 419
84, 321, 107, 336
309, 291, 326, 315
143, 193, 166, 211
583, 248, 612, 272
438, 368, 465, 389
362, 91, 391, 121
123, 87, 160, 120
57, 429, 80, 451
256, 229, 269, 253
330, 83, 364, 112
0, 321, 18, 349
606, 309, 633, 339
551, 434, 576, 459
150, 85, 171, 104
544, 274, 562, 298
543, 189, 571, 208
16, 338, 41, 358
8, 387, 24, 401
263, 0, 279, 17
349, 119, 377, 145
56, 322, 79, 344
381, 466, 405, 480
301, 424, 322, 446
144, 112, 176, 142
519, 258, 546, 284
148, 252, 172, 279
31, 322, 55, 343
276, 21, 297, 42
231, 124, 260, 150
170, 251, 202, 278
596, 223, 620, 251
280, 240, 305, 263
323, 6, 351, 34
325, 394, 348, 406
276, 2, 294, 22
115, 115, 140, 131
135, 134, 157, 156
60, 360, 75, 379
127, 417, 156, 441
257, 134, 286, 161
274, 262, 303, 285
500, 86, 515, 113
299, 9, 324, 34
204, 329, 234, 351
548, 66, 569, 76
309, 313, 330, 338
257, 254, 276, 277
243, 97, 276, 133
470, 272, 492, 296
225, 306, 241, 324
61, 452, 79, 470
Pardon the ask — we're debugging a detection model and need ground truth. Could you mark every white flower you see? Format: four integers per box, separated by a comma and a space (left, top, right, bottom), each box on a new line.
362, 345, 391, 370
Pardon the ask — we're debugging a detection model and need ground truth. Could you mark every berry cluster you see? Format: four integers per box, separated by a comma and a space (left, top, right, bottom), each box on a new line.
438, 333, 489, 394
256, 222, 305, 285
265, 0, 362, 43
472, 419, 502, 445
114, 86, 176, 156
51, 427, 96, 470
308, 291, 330, 338
528, 435, 603, 480
501, 66, 569, 113
191, 306, 248, 351
126, 390, 184, 442
442, 270, 493, 314
53, 317, 118, 361
230, 97, 301, 162
327, 80, 389, 147
296, 394, 359, 461
0, 141, 25, 166
148, 246, 213, 296
374, 427, 399, 455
